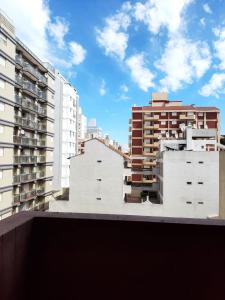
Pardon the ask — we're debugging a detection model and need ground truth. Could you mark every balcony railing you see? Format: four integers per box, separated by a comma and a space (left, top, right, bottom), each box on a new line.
13, 174, 21, 184
36, 187, 45, 195
37, 140, 46, 147
15, 95, 22, 105
22, 99, 38, 112
21, 173, 37, 182
37, 123, 47, 131
23, 81, 37, 95
23, 63, 38, 79
20, 190, 36, 202
13, 194, 20, 203
37, 106, 47, 115
38, 73, 47, 84
15, 75, 23, 86
13, 136, 38, 146
14, 155, 37, 164
15, 54, 23, 65
37, 171, 45, 179
180, 114, 195, 120
37, 89, 47, 100
15, 115, 22, 125
37, 156, 46, 163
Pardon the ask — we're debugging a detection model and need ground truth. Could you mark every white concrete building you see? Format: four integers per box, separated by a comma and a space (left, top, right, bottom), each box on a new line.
158, 151, 219, 218
53, 72, 79, 191
50, 138, 131, 213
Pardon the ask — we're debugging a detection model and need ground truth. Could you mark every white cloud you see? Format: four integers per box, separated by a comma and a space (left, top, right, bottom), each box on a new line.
1, 0, 86, 68
199, 73, 225, 97
69, 41, 87, 65
200, 18, 206, 27
48, 16, 69, 49
120, 84, 129, 92
133, 0, 192, 34
203, 3, 212, 14
213, 27, 225, 70
1, 0, 50, 61
99, 80, 106, 96
156, 35, 211, 91
126, 53, 155, 91
96, 2, 132, 60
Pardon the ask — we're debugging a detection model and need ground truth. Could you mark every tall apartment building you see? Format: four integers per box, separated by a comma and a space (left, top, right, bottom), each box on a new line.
129, 92, 220, 196
0, 12, 55, 218
53, 71, 79, 192
77, 107, 87, 153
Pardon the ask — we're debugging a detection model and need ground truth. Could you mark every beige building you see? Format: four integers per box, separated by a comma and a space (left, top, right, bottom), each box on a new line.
0, 11, 55, 218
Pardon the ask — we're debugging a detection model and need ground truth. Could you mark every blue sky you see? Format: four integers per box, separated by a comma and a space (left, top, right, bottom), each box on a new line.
1, 0, 225, 146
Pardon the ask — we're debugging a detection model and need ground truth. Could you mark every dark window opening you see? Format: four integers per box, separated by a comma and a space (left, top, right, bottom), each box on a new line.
187, 182, 192, 185
97, 160, 102, 163
186, 201, 192, 204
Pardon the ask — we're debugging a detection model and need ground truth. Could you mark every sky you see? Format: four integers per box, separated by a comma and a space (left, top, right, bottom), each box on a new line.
1, 0, 225, 146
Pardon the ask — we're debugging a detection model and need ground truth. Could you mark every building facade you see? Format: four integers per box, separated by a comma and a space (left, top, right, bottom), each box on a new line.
53, 71, 79, 191
0, 11, 55, 218
129, 92, 220, 198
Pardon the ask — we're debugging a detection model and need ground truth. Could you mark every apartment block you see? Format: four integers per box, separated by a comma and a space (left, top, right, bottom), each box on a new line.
129, 92, 220, 197
53, 71, 79, 191
0, 12, 55, 218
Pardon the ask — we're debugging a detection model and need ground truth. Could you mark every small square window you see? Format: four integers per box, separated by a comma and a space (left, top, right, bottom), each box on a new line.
161, 121, 166, 125
198, 182, 204, 185
97, 160, 102, 163
96, 197, 101, 200
186, 182, 192, 185
186, 161, 191, 164
97, 179, 102, 181
198, 202, 204, 204
199, 161, 204, 164
172, 112, 177, 116
186, 201, 192, 204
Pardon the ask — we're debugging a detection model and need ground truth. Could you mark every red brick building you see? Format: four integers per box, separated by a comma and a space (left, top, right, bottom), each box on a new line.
129, 92, 220, 190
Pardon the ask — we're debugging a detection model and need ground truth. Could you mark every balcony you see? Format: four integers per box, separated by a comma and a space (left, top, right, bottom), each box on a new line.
14, 136, 37, 147
14, 155, 37, 164
15, 75, 23, 86
22, 99, 38, 112
37, 156, 46, 163
37, 139, 46, 147
15, 95, 22, 106
13, 194, 20, 204
144, 114, 159, 121
0, 212, 225, 299
180, 114, 195, 120
20, 173, 37, 182
23, 81, 37, 97
38, 73, 47, 86
21, 118, 38, 130
36, 187, 45, 195
15, 54, 23, 67
20, 189, 36, 202
37, 89, 47, 101
23, 63, 38, 81
37, 123, 47, 131
37, 106, 47, 116
37, 171, 45, 179
15, 115, 22, 125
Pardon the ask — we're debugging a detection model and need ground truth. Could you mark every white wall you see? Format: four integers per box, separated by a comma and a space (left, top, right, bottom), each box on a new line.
159, 151, 219, 218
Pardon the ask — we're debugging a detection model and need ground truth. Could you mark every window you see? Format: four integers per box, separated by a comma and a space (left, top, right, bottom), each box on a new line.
172, 120, 177, 125
0, 33, 7, 45
198, 161, 204, 164
186, 201, 192, 204
0, 148, 4, 156
198, 113, 203, 117
0, 56, 6, 67
97, 179, 102, 181
96, 197, 101, 200
198, 202, 204, 204
161, 121, 166, 125
198, 182, 204, 185
161, 112, 166, 116
186, 161, 191, 164
0, 125, 4, 133
186, 182, 192, 185
187, 112, 194, 116
97, 160, 102, 163
0, 79, 5, 89
172, 112, 177, 116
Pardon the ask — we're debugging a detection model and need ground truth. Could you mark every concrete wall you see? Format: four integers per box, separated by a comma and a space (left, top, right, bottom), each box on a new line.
161, 151, 219, 218
219, 152, 225, 218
